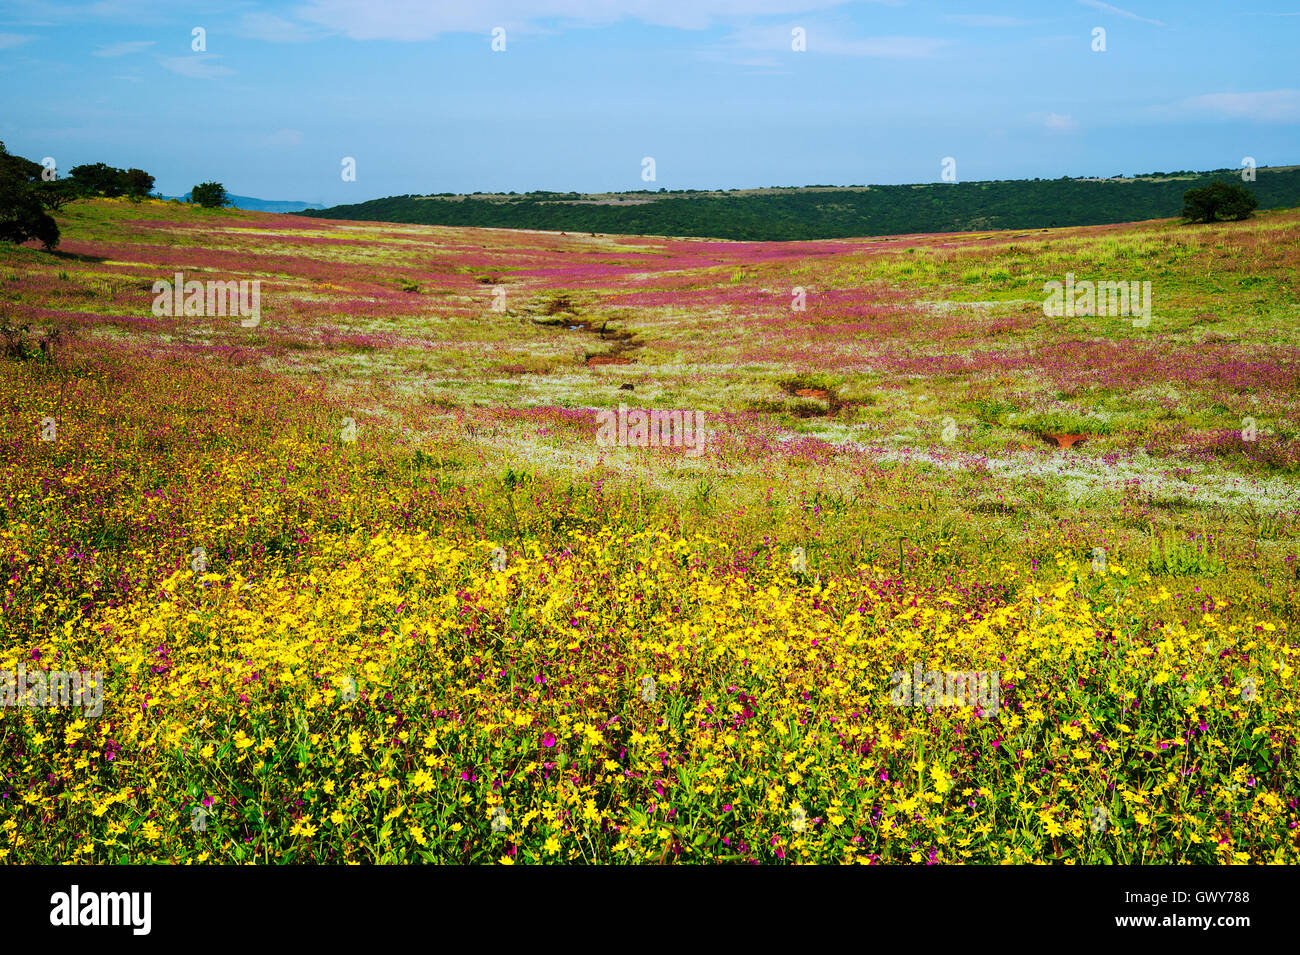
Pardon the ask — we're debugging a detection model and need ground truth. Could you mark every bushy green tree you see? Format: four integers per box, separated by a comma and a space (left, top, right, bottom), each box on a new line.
190, 181, 230, 208
0, 143, 43, 183
1183, 181, 1258, 223
0, 143, 59, 248
0, 143, 77, 212
124, 168, 155, 198
69, 162, 127, 197
0, 177, 59, 248
67, 162, 156, 199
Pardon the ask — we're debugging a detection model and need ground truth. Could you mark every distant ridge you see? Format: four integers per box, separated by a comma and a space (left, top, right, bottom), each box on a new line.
165, 193, 325, 213
302, 165, 1300, 241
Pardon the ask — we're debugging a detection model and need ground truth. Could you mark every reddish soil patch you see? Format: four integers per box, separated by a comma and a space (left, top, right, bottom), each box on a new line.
1043, 433, 1089, 449
543, 315, 644, 371
780, 382, 843, 416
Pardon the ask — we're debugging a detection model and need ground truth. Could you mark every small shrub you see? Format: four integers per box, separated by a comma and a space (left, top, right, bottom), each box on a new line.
1148, 526, 1224, 577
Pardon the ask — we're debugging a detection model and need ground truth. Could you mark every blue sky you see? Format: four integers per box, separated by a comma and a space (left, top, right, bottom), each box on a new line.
1, 1, 1298, 203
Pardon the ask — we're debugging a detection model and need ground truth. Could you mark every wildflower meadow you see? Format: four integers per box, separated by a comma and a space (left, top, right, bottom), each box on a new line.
1, 197, 1297, 865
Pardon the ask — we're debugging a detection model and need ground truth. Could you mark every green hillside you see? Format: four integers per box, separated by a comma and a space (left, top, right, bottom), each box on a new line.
303, 165, 1300, 240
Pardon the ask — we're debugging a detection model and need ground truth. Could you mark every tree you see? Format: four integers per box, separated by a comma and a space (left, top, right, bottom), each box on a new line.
0, 143, 59, 248
69, 162, 127, 197
0, 146, 78, 212
67, 162, 156, 199
0, 175, 59, 248
0, 142, 43, 183
0, 145, 75, 212
1183, 181, 1258, 223
34, 179, 80, 212
124, 168, 155, 198
190, 181, 230, 208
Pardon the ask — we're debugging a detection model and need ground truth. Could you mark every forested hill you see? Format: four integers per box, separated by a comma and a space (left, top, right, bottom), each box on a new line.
302, 166, 1300, 240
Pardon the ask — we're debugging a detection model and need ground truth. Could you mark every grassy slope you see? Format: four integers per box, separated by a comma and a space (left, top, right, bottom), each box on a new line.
0, 198, 1297, 863
6, 200, 1299, 580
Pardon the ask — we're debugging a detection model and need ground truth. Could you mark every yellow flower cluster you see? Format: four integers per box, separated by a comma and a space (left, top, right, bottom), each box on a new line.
2, 528, 1295, 863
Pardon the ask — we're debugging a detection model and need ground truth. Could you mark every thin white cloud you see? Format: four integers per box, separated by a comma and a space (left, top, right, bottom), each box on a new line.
721, 22, 947, 57
236, 12, 326, 42
1078, 0, 1164, 27
291, 1, 880, 39
159, 54, 235, 79
0, 33, 34, 49
945, 15, 1030, 27
1183, 89, 1300, 122
1045, 112, 1078, 131
93, 40, 155, 57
